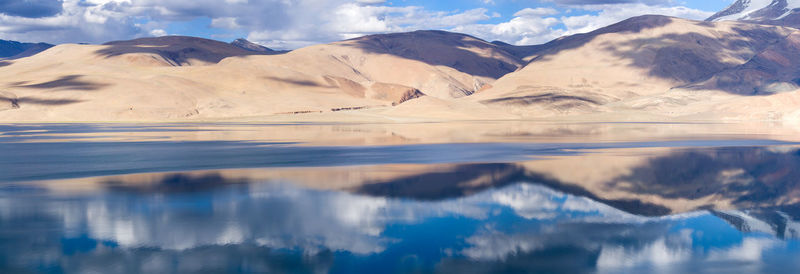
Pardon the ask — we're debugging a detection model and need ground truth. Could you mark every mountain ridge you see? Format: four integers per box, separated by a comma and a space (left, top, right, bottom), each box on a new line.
708, 0, 800, 28
3, 14, 800, 122
0, 39, 53, 60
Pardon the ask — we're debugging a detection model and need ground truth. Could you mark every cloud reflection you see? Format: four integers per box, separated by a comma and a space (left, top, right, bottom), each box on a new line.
1, 176, 799, 273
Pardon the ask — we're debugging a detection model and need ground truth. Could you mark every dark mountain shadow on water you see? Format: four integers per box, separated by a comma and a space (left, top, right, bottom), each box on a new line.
351, 163, 672, 216
104, 173, 250, 194
610, 147, 800, 212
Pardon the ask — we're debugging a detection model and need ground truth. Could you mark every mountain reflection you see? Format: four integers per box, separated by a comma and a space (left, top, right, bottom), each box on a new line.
2, 174, 800, 272
3, 145, 800, 273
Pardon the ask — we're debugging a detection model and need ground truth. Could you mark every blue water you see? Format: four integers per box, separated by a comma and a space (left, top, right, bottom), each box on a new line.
1, 123, 799, 273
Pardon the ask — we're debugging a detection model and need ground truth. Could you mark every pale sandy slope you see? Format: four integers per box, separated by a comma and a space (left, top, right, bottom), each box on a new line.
459, 15, 800, 123
3, 16, 800, 123
0, 32, 525, 122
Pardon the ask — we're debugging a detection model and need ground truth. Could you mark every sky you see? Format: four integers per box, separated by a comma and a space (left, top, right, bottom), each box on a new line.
0, 0, 735, 49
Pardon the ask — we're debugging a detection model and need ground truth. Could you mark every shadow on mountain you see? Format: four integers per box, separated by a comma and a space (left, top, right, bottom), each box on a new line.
338, 30, 524, 79
490, 40, 546, 61
0, 61, 10, 67
96, 36, 276, 66
1, 94, 83, 108
530, 15, 793, 96
481, 93, 601, 106
263, 76, 334, 88
16, 97, 84, 106
531, 14, 675, 61
12, 75, 109, 91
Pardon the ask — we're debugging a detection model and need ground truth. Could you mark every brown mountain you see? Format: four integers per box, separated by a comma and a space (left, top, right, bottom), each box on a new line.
0, 39, 53, 60
468, 15, 800, 120
3, 15, 800, 122
99, 36, 275, 66
707, 0, 800, 28
0, 31, 526, 121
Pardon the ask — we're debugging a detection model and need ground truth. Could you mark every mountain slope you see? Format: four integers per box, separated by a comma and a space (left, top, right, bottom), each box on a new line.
193, 30, 527, 101
708, 0, 800, 27
230, 38, 278, 53
0, 39, 53, 59
689, 30, 800, 94
0, 31, 524, 121
99, 36, 275, 66
469, 15, 796, 117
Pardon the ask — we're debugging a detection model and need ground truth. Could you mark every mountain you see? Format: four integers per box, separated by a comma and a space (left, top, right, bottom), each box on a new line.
689, 31, 800, 94
0, 39, 53, 59
468, 15, 800, 120
708, 0, 800, 27
100, 36, 275, 66
0, 31, 523, 121
489, 40, 544, 61
230, 38, 278, 53
4, 15, 800, 122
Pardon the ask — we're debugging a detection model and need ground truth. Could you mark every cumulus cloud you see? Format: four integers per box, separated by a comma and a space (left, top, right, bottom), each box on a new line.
0, 0, 715, 48
558, 3, 713, 35
451, 2, 712, 45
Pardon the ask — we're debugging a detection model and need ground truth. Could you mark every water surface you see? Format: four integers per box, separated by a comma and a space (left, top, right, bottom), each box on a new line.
1, 122, 800, 273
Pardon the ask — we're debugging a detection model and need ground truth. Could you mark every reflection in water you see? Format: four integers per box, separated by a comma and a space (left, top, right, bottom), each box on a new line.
3, 123, 800, 273
2, 173, 800, 273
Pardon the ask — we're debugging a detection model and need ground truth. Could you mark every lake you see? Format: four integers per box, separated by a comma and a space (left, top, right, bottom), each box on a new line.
1, 122, 800, 273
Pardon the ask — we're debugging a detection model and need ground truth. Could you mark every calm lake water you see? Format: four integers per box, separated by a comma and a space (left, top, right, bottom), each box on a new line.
2, 122, 800, 273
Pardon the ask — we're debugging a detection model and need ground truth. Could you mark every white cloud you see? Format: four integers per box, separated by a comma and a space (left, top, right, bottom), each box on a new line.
559, 4, 713, 35
514, 7, 559, 17
210, 17, 241, 29
450, 3, 713, 45
0, 0, 716, 49
149, 28, 167, 37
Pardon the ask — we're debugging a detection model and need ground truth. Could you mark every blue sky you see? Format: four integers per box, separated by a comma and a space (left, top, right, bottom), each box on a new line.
0, 0, 734, 49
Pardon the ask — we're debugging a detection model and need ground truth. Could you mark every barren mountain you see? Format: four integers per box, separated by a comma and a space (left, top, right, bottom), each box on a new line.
4, 13, 800, 122
0, 31, 526, 121
469, 15, 800, 119
690, 31, 800, 94
100, 36, 275, 66
708, 0, 800, 28
0, 39, 53, 60
230, 38, 277, 53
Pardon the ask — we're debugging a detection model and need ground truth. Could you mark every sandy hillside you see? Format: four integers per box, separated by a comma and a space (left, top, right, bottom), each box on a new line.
2, 16, 800, 122
0, 32, 528, 121
462, 15, 800, 122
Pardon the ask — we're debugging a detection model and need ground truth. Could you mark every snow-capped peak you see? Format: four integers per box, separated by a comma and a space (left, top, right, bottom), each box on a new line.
708, 0, 800, 22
